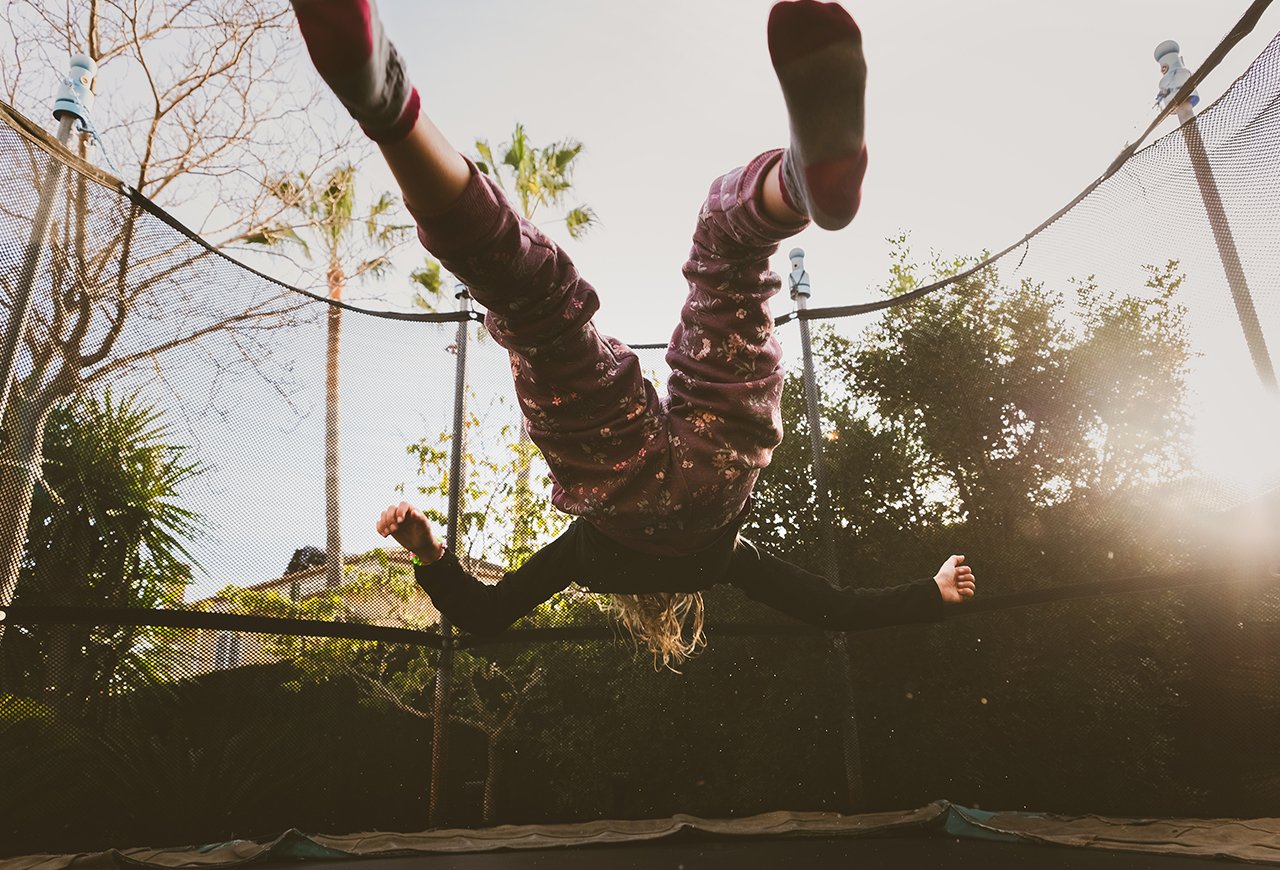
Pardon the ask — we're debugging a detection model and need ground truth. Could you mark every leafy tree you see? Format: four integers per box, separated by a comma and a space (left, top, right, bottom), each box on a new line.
247, 164, 411, 589
847, 247, 1192, 585
751, 242, 1194, 585
746, 243, 1202, 811
3, 390, 202, 720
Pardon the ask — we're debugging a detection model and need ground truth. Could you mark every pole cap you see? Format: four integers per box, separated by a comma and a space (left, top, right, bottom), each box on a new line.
788, 248, 811, 299
53, 53, 98, 123
1153, 39, 1199, 111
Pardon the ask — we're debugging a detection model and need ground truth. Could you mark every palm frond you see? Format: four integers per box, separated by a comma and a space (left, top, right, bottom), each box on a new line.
358, 255, 393, 279
474, 140, 504, 190
243, 224, 312, 258
550, 141, 584, 174
564, 206, 598, 240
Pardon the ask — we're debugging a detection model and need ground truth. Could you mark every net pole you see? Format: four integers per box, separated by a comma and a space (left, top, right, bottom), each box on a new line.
0, 113, 75, 428
788, 248, 866, 811
428, 285, 471, 827
1177, 104, 1277, 391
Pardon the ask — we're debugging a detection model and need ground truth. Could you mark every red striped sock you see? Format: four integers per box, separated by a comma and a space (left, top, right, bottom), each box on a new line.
291, 0, 418, 143
768, 1, 867, 230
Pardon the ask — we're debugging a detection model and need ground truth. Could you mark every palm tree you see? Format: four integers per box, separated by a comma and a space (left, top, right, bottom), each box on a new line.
408, 258, 447, 312
473, 125, 598, 568
474, 124, 597, 240
7, 390, 202, 720
247, 166, 409, 588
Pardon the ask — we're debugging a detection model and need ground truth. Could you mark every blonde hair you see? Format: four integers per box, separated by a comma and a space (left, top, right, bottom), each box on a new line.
605, 591, 707, 671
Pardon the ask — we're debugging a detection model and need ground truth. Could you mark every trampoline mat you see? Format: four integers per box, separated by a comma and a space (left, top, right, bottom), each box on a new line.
7, 802, 1280, 869
273, 835, 1274, 870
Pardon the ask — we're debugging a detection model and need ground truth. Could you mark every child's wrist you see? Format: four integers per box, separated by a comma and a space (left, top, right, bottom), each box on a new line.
410, 541, 446, 566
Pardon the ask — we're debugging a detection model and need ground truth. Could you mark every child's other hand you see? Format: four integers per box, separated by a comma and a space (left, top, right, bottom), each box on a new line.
376, 501, 444, 564
934, 555, 976, 604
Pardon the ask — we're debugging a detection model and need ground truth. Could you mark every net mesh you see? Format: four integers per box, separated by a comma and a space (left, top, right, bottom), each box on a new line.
1, 26, 1280, 860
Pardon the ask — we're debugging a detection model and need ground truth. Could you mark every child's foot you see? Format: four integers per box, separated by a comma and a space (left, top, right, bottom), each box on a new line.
290, 0, 419, 143
768, 0, 867, 230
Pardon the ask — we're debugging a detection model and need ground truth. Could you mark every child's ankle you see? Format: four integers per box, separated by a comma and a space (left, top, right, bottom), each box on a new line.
291, 0, 418, 143
360, 88, 421, 144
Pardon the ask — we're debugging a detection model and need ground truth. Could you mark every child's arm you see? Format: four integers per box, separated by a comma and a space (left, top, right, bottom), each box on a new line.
376, 502, 572, 635
728, 541, 975, 631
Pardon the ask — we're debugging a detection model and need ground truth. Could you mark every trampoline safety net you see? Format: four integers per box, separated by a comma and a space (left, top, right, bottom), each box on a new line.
2, 24, 1280, 862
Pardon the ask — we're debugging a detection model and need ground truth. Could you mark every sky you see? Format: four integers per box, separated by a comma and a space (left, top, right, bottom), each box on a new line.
10, 0, 1280, 594
354, 0, 1280, 338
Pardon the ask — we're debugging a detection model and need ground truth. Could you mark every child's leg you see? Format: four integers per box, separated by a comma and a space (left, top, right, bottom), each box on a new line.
411, 174, 667, 530
290, 0, 663, 525
666, 1, 869, 531
665, 150, 800, 534
416, 163, 666, 515
289, 0, 470, 212
768, 0, 868, 230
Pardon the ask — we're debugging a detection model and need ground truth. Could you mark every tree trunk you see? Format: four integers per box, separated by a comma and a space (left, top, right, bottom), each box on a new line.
324, 263, 344, 589
0, 395, 53, 644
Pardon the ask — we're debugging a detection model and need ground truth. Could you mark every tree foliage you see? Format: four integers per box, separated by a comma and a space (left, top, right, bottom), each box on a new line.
749, 242, 1195, 589
403, 392, 569, 571
247, 164, 410, 289
475, 124, 597, 240
3, 391, 202, 719
747, 243, 1208, 813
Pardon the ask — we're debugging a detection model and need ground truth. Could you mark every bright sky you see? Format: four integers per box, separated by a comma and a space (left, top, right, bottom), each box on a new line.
351, 0, 1280, 339
357, 1, 1280, 490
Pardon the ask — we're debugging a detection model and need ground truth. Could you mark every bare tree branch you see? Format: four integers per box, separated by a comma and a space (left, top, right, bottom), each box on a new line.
0, 0, 352, 641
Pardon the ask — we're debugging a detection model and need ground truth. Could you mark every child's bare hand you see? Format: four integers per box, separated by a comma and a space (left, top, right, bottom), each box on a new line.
934, 555, 976, 604
376, 502, 444, 564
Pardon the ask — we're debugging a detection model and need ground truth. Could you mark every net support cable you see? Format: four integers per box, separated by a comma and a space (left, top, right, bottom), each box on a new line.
0, 100, 483, 326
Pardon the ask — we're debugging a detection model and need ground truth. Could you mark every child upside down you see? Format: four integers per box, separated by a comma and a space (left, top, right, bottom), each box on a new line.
290, 0, 977, 667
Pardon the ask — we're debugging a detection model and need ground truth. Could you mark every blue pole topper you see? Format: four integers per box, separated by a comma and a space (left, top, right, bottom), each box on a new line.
53, 53, 97, 126
1154, 40, 1200, 111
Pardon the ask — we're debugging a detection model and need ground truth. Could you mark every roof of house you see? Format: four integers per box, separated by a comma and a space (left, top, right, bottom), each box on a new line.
193, 549, 505, 606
